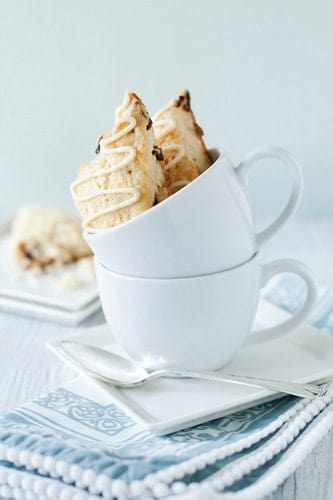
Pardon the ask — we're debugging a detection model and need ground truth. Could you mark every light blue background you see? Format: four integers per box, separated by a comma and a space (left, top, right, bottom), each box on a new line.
1, 0, 332, 221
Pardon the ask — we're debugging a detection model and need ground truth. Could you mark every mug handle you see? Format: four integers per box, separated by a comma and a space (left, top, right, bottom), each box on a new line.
235, 147, 303, 246
245, 258, 317, 346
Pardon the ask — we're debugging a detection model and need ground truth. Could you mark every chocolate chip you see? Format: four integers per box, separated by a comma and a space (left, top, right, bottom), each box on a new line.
175, 95, 184, 107
146, 117, 153, 130
194, 122, 204, 136
24, 249, 34, 260
95, 138, 101, 154
183, 90, 191, 111
152, 146, 164, 161
175, 91, 191, 111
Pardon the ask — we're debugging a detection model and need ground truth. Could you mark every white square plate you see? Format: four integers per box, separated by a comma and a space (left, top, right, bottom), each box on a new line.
0, 222, 100, 324
47, 300, 333, 434
0, 294, 101, 325
0, 224, 98, 311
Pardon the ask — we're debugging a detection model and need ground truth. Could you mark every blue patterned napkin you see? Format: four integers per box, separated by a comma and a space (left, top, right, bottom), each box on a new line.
0, 280, 332, 499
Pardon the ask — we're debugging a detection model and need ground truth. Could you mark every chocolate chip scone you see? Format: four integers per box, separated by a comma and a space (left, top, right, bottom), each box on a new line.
71, 92, 170, 232
153, 90, 213, 193
12, 206, 92, 269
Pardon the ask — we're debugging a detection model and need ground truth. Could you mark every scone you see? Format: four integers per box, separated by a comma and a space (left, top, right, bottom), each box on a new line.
153, 90, 213, 193
71, 92, 170, 232
12, 206, 92, 269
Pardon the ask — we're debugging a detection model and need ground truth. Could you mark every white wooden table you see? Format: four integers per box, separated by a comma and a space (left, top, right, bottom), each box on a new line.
0, 219, 332, 499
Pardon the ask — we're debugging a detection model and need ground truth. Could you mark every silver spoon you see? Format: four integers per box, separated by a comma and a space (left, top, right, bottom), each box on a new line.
54, 340, 328, 400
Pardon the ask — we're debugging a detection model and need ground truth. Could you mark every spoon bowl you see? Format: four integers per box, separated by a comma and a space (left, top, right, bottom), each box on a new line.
57, 340, 148, 386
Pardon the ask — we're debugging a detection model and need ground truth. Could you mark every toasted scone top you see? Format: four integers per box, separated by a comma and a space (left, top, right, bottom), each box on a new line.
71, 92, 169, 231
153, 90, 212, 193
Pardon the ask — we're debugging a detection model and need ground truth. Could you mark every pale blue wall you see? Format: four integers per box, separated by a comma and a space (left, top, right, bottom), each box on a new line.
1, 0, 332, 220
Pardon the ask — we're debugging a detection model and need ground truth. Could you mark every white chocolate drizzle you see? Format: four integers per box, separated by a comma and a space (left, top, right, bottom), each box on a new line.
153, 113, 186, 192
153, 117, 176, 141
116, 92, 131, 116
162, 145, 185, 171
71, 95, 140, 232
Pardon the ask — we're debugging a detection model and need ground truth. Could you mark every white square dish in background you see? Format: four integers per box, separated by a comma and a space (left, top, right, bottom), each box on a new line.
0, 222, 100, 324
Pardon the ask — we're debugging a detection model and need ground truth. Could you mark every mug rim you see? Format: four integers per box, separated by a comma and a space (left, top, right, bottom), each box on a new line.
95, 251, 259, 282
85, 149, 226, 240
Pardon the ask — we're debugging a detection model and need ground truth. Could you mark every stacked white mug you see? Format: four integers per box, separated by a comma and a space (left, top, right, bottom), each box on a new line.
85, 147, 317, 370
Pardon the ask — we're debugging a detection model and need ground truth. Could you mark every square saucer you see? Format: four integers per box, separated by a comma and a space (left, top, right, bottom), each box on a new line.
48, 300, 333, 434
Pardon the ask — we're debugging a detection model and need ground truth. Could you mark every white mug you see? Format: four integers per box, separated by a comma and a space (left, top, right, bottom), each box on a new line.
95, 253, 317, 370
86, 147, 303, 278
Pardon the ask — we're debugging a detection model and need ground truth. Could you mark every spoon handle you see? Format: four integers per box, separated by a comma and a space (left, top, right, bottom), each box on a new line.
152, 369, 328, 400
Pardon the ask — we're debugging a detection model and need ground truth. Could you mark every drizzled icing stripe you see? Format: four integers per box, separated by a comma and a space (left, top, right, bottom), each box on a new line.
153, 117, 176, 141
162, 145, 185, 171
71, 96, 140, 232
83, 187, 140, 228
116, 92, 131, 115
153, 114, 186, 192
100, 116, 136, 147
